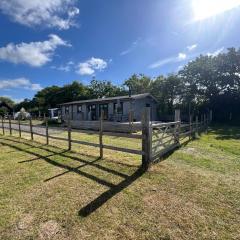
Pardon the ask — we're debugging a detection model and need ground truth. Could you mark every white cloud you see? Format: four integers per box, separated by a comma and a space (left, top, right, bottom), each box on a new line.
187, 44, 198, 51
51, 61, 74, 72
120, 38, 141, 56
178, 53, 187, 60
0, 78, 42, 91
149, 52, 188, 69
207, 47, 224, 57
0, 0, 79, 30
76, 58, 108, 75
0, 34, 70, 67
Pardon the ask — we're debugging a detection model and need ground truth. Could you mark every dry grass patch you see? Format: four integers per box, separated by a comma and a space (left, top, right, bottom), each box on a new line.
0, 126, 240, 239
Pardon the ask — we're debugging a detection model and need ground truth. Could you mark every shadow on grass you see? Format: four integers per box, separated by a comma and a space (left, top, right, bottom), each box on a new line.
78, 167, 146, 217
0, 136, 146, 217
208, 125, 240, 140
152, 136, 197, 164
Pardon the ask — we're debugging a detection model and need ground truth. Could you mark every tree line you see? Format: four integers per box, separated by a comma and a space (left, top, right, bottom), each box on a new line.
1, 47, 240, 122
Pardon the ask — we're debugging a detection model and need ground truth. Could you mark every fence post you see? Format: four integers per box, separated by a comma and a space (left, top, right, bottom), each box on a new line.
67, 116, 71, 151
201, 115, 204, 131
189, 115, 192, 140
206, 114, 209, 133
142, 107, 152, 169
30, 117, 33, 140
9, 115, 12, 136
174, 109, 180, 145
209, 110, 213, 123
18, 118, 21, 138
45, 117, 49, 145
195, 115, 199, 138
129, 110, 133, 133
99, 110, 104, 159
1, 117, 4, 135
204, 114, 206, 131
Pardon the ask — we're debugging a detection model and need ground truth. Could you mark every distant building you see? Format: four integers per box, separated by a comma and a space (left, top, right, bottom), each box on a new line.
48, 108, 60, 120
59, 93, 158, 123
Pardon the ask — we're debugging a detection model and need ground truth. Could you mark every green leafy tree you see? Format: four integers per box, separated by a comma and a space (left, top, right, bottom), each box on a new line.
151, 74, 183, 114
124, 74, 153, 94
88, 79, 127, 98
179, 48, 240, 121
0, 96, 15, 116
0, 96, 15, 108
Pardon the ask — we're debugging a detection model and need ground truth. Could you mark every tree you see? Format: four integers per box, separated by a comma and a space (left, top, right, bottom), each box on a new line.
124, 74, 153, 94
0, 96, 15, 108
88, 79, 127, 98
0, 96, 15, 116
32, 81, 89, 113
179, 48, 240, 121
57, 81, 89, 103
151, 74, 183, 114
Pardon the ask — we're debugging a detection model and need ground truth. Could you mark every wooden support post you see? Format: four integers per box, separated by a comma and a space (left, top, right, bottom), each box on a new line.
1, 117, 4, 135
141, 107, 152, 169
195, 116, 199, 138
129, 110, 133, 133
9, 116, 12, 136
201, 115, 204, 130
189, 115, 192, 140
206, 114, 209, 133
174, 109, 180, 145
45, 117, 49, 145
204, 114, 206, 131
209, 110, 213, 123
18, 118, 21, 138
99, 110, 104, 159
174, 109, 181, 122
30, 117, 33, 140
67, 116, 71, 151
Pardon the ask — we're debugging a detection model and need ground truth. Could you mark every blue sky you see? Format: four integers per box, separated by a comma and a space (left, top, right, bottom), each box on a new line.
0, 0, 240, 102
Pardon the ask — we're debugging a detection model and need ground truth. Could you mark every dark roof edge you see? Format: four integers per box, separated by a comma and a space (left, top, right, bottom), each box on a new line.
58, 93, 157, 106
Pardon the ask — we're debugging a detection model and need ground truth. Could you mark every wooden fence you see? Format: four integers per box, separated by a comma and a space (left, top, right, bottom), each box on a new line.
0, 108, 210, 169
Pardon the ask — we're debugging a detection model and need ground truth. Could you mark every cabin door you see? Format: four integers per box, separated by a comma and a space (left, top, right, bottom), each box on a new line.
99, 104, 108, 120
88, 104, 97, 120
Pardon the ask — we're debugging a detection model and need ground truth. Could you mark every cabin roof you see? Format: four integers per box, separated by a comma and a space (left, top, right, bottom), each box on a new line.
59, 93, 157, 106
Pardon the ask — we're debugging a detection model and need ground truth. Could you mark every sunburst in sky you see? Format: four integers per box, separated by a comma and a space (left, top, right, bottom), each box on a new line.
1, 0, 240, 101
192, 0, 240, 21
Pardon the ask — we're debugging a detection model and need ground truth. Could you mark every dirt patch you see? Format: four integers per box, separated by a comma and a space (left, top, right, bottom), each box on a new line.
17, 214, 34, 231
38, 220, 66, 240
180, 147, 197, 154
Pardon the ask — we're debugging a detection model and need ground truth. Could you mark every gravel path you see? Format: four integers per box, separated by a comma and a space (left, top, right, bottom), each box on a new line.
2, 122, 65, 136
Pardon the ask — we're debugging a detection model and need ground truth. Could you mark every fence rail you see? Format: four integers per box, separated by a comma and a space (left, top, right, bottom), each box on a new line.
0, 108, 210, 169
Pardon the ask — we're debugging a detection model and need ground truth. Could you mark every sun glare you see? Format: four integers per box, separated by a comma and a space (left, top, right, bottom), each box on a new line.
192, 0, 240, 21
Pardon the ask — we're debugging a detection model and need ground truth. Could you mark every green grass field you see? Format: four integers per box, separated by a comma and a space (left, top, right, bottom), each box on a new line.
0, 125, 239, 239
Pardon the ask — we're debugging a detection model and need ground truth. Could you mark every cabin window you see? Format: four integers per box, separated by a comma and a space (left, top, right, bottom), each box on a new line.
114, 102, 123, 114
146, 103, 151, 107
77, 105, 82, 113
65, 106, 69, 114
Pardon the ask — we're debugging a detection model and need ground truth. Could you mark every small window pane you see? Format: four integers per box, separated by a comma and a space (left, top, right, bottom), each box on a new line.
65, 107, 69, 114
114, 102, 123, 114
77, 105, 82, 113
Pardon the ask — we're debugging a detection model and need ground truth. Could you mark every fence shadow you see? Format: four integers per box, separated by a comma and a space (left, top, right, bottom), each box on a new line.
0, 136, 145, 217
209, 126, 240, 140
78, 166, 146, 217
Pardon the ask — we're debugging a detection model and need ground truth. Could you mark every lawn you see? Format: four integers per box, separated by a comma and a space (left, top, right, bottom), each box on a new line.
0, 125, 239, 239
